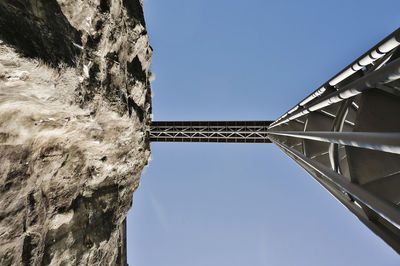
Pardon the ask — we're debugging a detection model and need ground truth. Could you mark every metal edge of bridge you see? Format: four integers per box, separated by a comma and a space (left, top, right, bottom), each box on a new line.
145, 28, 400, 254
268, 27, 400, 254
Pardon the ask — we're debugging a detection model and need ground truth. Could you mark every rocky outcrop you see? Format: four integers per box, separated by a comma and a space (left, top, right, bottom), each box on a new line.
0, 0, 152, 265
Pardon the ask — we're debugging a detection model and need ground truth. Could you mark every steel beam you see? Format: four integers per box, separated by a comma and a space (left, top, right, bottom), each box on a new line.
270, 136, 400, 253
270, 56, 400, 128
269, 131, 400, 155
271, 27, 400, 128
269, 135, 400, 231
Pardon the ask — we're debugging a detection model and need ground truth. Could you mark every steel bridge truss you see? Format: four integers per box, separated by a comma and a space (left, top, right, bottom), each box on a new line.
149, 28, 400, 254
150, 121, 272, 143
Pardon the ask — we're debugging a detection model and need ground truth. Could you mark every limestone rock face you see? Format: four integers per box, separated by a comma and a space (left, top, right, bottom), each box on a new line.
0, 0, 152, 265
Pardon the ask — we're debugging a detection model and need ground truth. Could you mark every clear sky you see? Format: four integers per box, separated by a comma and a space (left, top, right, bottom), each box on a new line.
127, 1, 400, 265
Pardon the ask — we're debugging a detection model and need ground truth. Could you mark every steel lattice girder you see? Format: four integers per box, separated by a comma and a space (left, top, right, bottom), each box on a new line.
149, 121, 272, 143
148, 27, 400, 254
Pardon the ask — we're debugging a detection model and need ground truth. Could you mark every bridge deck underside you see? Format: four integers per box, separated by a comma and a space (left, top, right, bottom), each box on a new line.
269, 28, 400, 254
148, 28, 400, 254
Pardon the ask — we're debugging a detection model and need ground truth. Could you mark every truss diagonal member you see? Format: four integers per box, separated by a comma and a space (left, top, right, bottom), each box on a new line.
180, 132, 191, 138
236, 133, 245, 138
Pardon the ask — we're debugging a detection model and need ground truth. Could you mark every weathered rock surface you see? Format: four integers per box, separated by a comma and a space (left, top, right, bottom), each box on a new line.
0, 0, 152, 265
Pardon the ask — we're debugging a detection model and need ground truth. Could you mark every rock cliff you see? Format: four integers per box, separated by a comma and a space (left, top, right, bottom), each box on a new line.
0, 0, 152, 265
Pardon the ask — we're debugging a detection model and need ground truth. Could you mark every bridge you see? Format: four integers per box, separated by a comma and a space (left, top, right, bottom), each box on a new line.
148, 28, 400, 255
150, 120, 272, 143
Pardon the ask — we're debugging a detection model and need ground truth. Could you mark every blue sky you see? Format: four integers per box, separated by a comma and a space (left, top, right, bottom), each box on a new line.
127, 1, 400, 265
